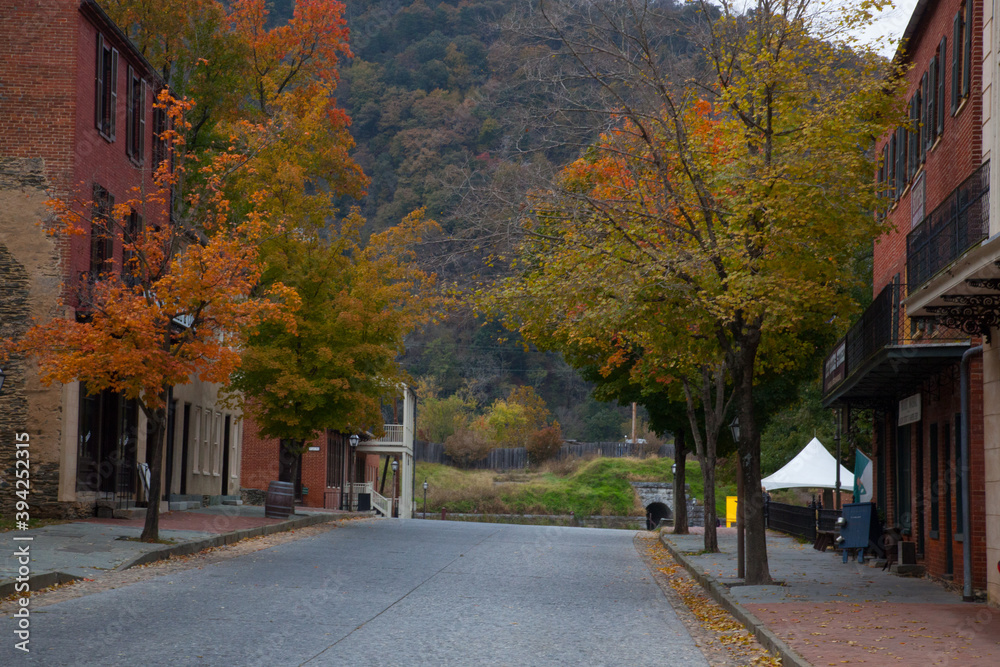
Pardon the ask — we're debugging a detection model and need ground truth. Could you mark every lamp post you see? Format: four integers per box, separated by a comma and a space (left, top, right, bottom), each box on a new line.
423, 479, 428, 519
391, 458, 399, 517
730, 416, 745, 580
349, 434, 359, 512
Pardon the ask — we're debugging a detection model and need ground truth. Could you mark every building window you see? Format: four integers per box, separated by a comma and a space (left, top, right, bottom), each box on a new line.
123, 209, 142, 288
927, 55, 937, 149
91, 184, 114, 279
126, 66, 145, 163
192, 406, 202, 473
95, 34, 118, 141
152, 102, 168, 171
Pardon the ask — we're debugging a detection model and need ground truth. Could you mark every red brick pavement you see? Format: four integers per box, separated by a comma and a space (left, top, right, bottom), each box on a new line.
746, 601, 1000, 665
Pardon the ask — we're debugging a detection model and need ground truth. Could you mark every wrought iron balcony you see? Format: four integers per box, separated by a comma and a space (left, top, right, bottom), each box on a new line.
907, 162, 989, 293
822, 283, 970, 407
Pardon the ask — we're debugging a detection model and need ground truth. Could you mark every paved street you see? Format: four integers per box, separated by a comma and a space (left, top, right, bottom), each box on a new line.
1, 520, 708, 666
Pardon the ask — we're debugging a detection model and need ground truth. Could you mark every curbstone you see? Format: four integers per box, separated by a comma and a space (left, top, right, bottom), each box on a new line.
659, 532, 813, 667
110, 512, 340, 572
0, 570, 81, 599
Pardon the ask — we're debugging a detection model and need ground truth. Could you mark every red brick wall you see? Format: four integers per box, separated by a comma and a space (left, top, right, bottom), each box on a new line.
873, 0, 982, 293
0, 1, 166, 305
0, 0, 78, 197
240, 417, 279, 492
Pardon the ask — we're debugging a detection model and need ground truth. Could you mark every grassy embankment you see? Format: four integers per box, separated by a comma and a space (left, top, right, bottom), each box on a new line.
414, 456, 736, 518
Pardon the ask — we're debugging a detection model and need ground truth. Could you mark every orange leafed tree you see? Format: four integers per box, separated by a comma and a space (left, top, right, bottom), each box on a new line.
8, 95, 296, 541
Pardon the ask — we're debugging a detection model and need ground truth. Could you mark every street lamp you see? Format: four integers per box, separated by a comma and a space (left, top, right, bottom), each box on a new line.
423, 479, 428, 519
391, 459, 399, 517
729, 416, 744, 579
349, 434, 359, 512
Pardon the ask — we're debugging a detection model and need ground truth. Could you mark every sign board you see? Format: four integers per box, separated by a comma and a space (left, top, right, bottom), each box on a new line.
911, 172, 925, 229
899, 393, 921, 425
854, 450, 873, 504
308, 446, 320, 451
824, 341, 846, 389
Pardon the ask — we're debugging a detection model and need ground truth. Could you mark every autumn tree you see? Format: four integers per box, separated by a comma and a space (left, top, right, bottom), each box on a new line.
8, 99, 295, 541
227, 209, 441, 484
490, 0, 904, 583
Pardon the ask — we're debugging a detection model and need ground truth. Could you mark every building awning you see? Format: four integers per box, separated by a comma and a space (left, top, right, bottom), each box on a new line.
822, 343, 970, 408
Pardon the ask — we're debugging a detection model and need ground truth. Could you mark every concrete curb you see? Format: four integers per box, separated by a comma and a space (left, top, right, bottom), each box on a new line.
113, 512, 340, 571
0, 512, 340, 599
659, 532, 812, 667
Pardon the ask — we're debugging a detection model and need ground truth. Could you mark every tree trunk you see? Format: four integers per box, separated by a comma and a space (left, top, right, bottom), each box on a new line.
140, 389, 169, 542
673, 429, 689, 534
734, 338, 772, 585
700, 445, 718, 552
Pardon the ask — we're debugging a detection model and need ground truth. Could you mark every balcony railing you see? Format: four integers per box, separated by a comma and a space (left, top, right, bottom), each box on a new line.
907, 161, 990, 292
373, 424, 404, 444
823, 283, 903, 395
822, 282, 970, 397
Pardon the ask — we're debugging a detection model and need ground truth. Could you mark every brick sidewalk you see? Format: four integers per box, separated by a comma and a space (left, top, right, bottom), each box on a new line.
662, 530, 1000, 666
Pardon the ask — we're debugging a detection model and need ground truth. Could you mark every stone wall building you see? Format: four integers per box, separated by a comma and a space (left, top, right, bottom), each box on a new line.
0, 0, 241, 517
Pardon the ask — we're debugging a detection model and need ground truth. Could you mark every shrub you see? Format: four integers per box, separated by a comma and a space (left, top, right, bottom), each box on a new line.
443, 428, 491, 468
527, 424, 563, 465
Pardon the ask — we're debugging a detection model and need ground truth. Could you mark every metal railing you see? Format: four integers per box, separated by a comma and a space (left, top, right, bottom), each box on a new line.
907, 161, 990, 292
823, 283, 904, 395
822, 281, 969, 397
766, 501, 817, 541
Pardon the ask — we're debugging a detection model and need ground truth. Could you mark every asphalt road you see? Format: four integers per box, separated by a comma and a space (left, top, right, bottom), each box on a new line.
1, 520, 709, 666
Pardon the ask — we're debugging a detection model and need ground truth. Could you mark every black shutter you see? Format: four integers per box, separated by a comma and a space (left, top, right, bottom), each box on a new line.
937, 38, 946, 136
110, 48, 118, 141
909, 96, 919, 178
125, 66, 134, 158
964, 0, 973, 99
920, 72, 928, 161
95, 34, 104, 131
927, 59, 936, 146
139, 80, 146, 162
952, 13, 961, 112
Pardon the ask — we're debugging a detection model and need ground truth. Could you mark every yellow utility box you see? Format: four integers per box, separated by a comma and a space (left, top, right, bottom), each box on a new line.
726, 496, 738, 527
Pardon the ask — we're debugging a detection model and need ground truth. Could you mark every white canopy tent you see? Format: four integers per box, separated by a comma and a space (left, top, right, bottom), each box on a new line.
761, 437, 854, 491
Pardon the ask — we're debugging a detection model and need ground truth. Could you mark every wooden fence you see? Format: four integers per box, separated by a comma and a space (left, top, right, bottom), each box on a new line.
414, 441, 676, 470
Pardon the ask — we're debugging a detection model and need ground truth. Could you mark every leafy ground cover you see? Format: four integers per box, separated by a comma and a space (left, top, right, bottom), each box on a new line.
415, 456, 734, 517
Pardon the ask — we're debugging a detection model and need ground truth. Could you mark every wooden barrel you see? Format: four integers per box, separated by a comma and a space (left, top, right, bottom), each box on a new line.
265, 481, 295, 518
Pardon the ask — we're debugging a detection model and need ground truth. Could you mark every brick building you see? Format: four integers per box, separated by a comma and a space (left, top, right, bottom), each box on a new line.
241, 385, 416, 518
822, 0, 994, 597
0, 0, 241, 517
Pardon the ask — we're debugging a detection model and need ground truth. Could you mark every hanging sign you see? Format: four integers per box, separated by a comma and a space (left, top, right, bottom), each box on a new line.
899, 393, 921, 425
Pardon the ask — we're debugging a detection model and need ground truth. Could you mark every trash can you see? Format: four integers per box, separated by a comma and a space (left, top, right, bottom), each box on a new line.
356, 492, 371, 512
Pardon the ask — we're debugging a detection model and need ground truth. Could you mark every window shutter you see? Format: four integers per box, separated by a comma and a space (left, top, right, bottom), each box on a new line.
139, 80, 146, 162
110, 48, 118, 141
937, 38, 946, 136
896, 127, 906, 197
888, 133, 897, 200
95, 34, 104, 131
909, 96, 919, 178
125, 66, 134, 157
927, 59, 936, 146
952, 13, 961, 112
920, 72, 928, 161
964, 0, 973, 99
